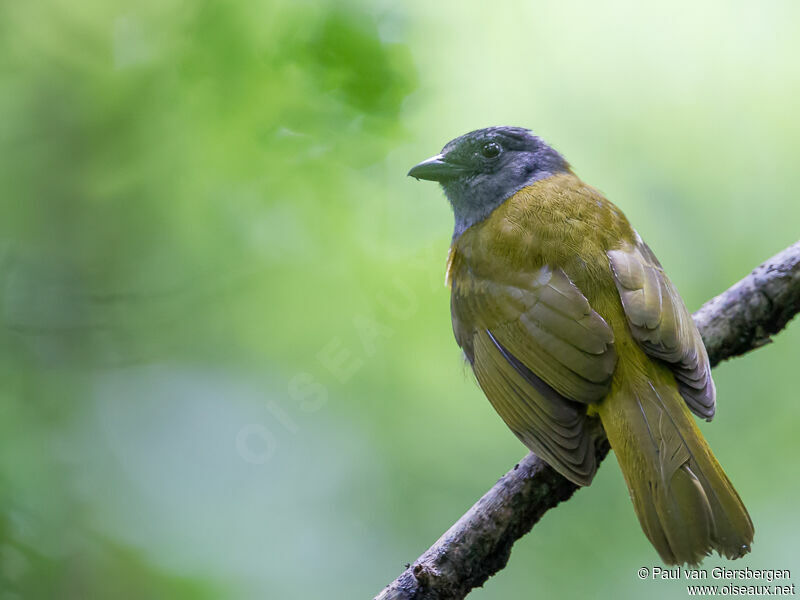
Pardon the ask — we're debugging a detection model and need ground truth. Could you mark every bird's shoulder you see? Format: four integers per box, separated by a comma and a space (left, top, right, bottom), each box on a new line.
448, 173, 635, 295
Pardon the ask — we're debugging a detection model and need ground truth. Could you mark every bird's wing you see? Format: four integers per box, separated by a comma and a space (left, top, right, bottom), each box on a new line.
452, 264, 617, 485
607, 239, 715, 420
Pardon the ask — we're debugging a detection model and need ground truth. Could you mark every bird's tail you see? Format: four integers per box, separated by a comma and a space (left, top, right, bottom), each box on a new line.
597, 369, 753, 565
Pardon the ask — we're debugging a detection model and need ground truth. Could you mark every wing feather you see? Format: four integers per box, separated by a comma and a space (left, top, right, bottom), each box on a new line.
608, 240, 716, 419
472, 330, 596, 484
451, 263, 617, 485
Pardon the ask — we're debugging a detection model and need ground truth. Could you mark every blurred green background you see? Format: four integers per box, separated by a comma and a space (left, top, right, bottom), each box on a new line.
1, 0, 798, 598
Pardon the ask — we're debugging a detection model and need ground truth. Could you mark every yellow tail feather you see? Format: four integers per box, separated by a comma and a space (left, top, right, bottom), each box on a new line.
598, 369, 753, 565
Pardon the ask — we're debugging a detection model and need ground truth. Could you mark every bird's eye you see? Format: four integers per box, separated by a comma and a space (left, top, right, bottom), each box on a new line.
481, 142, 501, 158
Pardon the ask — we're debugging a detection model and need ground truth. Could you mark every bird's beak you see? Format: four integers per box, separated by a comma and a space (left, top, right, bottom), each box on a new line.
407, 154, 465, 182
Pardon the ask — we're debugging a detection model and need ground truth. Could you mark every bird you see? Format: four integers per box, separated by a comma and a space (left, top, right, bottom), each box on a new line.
408, 126, 753, 565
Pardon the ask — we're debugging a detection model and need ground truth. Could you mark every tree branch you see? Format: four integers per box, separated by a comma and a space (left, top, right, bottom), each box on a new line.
376, 241, 800, 600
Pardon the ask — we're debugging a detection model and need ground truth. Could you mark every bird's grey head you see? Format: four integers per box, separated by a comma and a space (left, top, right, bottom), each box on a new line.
408, 126, 570, 239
